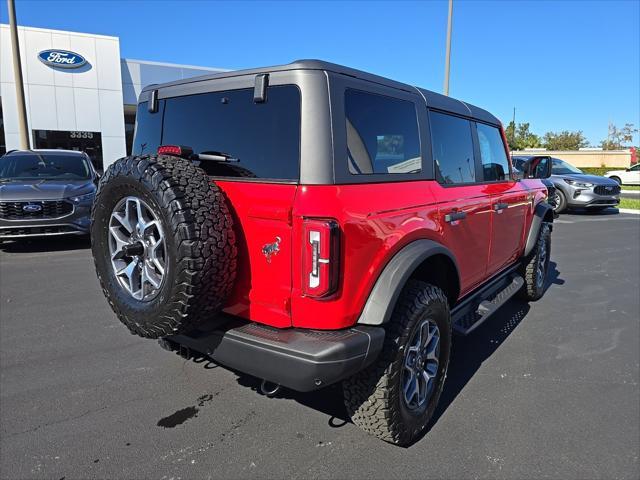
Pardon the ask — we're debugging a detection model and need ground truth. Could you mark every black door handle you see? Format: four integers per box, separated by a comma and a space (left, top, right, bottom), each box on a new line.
444, 211, 467, 223
494, 202, 509, 211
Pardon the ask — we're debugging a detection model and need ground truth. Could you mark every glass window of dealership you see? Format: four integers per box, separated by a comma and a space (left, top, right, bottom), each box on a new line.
0, 24, 226, 171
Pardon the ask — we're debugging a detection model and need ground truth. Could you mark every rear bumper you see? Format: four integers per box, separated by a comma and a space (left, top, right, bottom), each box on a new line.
162, 319, 385, 392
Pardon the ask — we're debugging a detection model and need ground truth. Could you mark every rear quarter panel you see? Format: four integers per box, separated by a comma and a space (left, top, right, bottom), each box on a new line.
291, 181, 441, 329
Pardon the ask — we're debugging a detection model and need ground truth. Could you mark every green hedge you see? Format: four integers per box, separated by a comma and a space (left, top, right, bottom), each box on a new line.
580, 167, 626, 176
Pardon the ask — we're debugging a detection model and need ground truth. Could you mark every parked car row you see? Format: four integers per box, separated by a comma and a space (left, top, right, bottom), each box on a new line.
0, 148, 635, 242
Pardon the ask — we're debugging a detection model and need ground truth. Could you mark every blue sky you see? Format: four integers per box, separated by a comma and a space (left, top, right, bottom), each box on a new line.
2, 0, 639, 145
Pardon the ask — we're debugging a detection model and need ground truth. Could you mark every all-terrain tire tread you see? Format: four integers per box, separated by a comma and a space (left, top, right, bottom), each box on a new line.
519, 223, 551, 301
343, 281, 450, 445
91, 154, 237, 338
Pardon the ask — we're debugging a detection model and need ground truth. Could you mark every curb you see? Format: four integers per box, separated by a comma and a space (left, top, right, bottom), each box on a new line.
618, 208, 640, 215
621, 190, 640, 194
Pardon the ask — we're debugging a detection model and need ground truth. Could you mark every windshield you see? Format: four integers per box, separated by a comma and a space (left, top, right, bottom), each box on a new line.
0, 152, 92, 181
551, 158, 583, 175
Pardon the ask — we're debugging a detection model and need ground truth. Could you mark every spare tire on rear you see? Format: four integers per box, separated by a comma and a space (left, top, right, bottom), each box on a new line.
91, 154, 237, 338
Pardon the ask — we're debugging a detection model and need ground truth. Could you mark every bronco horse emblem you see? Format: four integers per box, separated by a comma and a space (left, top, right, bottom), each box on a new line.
262, 236, 281, 263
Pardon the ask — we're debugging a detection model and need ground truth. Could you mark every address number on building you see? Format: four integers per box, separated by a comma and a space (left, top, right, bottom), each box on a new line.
69, 131, 94, 139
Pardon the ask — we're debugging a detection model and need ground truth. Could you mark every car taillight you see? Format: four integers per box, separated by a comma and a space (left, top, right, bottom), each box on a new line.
157, 145, 193, 158
302, 219, 340, 298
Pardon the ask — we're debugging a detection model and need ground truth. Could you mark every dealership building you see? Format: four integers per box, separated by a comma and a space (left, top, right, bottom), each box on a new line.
0, 24, 226, 170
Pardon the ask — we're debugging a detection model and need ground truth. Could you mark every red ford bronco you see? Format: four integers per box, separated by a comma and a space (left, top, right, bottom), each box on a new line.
91, 60, 554, 446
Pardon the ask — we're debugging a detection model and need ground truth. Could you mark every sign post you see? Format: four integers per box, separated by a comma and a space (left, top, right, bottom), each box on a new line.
7, 0, 29, 149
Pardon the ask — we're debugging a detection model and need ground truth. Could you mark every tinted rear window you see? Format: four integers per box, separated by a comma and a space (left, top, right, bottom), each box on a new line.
132, 101, 164, 156
136, 86, 301, 181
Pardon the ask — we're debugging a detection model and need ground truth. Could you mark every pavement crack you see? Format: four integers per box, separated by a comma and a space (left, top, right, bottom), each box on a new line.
4, 394, 156, 439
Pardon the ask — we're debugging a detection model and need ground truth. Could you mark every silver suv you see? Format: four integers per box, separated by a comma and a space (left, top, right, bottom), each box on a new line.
513, 156, 620, 213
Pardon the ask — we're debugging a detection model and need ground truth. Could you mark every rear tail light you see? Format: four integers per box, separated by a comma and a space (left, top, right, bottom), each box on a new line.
302, 219, 340, 298
157, 145, 193, 158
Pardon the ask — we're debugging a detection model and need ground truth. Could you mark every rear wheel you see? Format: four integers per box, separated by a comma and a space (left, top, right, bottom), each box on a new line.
342, 281, 451, 446
91, 155, 237, 338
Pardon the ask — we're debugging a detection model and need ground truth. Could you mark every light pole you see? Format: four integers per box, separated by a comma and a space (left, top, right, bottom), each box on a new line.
443, 0, 453, 96
7, 0, 29, 149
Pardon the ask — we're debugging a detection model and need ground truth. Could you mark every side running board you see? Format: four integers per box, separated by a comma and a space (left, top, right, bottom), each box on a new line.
452, 274, 524, 335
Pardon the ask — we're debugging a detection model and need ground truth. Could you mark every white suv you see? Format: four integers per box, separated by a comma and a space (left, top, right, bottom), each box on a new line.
605, 164, 640, 185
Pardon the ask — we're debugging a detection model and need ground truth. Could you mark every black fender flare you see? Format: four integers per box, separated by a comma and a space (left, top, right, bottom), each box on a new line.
524, 202, 554, 257
356, 239, 460, 326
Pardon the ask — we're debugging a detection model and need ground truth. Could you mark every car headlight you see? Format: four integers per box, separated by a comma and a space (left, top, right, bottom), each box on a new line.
563, 178, 594, 188
68, 192, 96, 204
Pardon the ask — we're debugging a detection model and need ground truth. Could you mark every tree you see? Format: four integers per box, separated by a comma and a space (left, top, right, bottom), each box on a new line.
504, 121, 542, 151
542, 130, 589, 150
600, 123, 638, 150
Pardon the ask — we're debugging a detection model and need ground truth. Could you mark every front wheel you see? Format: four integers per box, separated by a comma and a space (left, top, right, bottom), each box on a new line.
519, 223, 551, 301
553, 189, 568, 214
609, 176, 622, 185
342, 281, 451, 446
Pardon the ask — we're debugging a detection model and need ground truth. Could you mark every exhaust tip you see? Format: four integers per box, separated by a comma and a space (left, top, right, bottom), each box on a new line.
259, 379, 281, 397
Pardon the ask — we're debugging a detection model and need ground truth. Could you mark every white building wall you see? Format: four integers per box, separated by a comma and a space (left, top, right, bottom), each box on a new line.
121, 59, 226, 106
0, 25, 127, 168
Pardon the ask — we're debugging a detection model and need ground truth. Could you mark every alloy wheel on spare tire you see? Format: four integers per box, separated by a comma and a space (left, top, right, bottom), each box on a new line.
91, 154, 237, 338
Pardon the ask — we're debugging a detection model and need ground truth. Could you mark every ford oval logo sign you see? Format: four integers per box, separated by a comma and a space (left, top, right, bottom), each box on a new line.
22, 204, 42, 212
38, 50, 87, 69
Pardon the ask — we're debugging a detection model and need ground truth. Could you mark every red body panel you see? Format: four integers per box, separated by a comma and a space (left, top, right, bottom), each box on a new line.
216, 180, 297, 328
215, 178, 546, 331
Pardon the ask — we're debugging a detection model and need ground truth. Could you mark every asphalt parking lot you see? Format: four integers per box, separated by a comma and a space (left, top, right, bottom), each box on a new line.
1, 211, 639, 479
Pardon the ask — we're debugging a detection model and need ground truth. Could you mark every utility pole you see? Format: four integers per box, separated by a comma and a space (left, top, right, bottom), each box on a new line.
443, 0, 453, 96
512, 107, 516, 147
7, 0, 29, 149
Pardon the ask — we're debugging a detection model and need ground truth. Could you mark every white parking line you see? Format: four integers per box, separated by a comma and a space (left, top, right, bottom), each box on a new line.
555, 214, 640, 224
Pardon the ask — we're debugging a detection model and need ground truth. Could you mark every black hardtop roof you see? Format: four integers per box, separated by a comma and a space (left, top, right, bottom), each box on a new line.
142, 59, 501, 125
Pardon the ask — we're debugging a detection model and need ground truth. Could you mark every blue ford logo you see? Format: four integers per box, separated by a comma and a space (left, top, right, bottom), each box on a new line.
38, 49, 87, 69
22, 204, 42, 212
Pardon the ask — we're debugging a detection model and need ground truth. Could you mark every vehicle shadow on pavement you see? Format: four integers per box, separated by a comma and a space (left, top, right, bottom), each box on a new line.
181, 261, 565, 438
565, 208, 620, 216
0, 236, 91, 253
426, 260, 564, 438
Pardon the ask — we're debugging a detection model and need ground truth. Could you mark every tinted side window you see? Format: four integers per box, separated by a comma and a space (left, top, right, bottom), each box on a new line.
477, 123, 510, 181
132, 101, 164, 156
429, 111, 475, 184
345, 90, 421, 175
161, 86, 300, 180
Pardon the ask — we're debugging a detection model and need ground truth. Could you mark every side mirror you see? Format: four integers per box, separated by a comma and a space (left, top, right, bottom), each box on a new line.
625, 168, 631, 172
522, 156, 552, 179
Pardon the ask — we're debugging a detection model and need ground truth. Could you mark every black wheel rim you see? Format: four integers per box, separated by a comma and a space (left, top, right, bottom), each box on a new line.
402, 319, 440, 412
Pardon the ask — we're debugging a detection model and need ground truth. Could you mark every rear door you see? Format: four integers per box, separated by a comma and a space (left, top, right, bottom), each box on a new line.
475, 122, 530, 276
428, 111, 492, 294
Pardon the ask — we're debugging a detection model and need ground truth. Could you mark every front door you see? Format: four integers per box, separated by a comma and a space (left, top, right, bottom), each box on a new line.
475, 122, 529, 276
